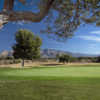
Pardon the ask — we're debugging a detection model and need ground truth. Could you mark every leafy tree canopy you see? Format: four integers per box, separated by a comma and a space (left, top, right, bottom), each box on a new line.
0, 0, 100, 38
12, 29, 42, 60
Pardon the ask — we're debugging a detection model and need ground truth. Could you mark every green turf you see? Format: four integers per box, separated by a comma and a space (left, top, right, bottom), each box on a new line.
1, 65, 100, 100
1, 65, 100, 80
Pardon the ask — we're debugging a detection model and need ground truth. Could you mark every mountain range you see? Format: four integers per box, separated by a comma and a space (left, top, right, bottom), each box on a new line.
0, 49, 99, 58
41, 49, 99, 58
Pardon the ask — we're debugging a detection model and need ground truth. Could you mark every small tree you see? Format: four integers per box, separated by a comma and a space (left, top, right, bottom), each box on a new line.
59, 54, 71, 63
12, 29, 42, 67
96, 56, 100, 63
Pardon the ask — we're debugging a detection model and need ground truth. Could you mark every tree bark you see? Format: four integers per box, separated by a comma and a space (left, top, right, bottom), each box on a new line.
1, 0, 55, 22
3, 0, 14, 11
22, 59, 24, 67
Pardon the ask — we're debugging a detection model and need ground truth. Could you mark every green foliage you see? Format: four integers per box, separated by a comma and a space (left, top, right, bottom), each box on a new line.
59, 54, 71, 63
1, 0, 100, 39
43, 0, 100, 38
13, 59, 21, 64
96, 56, 100, 63
77, 57, 98, 63
2, 0, 100, 39
12, 29, 42, 60
58, 54, 78, 63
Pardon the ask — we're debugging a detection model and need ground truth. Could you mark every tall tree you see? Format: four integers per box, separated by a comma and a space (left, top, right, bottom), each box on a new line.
12, 29, 42, 67
0, 0, 100, 38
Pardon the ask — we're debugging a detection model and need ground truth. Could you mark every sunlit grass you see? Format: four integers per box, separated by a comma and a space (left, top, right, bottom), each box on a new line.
1, 65, 100, 100
1, 65, 100, 80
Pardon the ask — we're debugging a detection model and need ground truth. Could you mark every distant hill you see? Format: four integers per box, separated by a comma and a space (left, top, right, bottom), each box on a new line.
40, 49, 66, 58
0, 50, 13, 58
0, 49, 99, 59
41, 49, 99, 58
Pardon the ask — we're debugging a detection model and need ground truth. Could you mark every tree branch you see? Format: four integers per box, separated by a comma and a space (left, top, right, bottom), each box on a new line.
0, 0, 55, 22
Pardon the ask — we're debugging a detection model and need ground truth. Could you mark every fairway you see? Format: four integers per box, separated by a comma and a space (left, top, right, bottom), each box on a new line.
1, 65, 100, 100
1, 65, 100, 79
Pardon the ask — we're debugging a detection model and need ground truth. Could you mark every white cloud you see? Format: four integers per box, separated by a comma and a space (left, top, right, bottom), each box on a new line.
90, 31, 100, 35
77, 35, 100, 42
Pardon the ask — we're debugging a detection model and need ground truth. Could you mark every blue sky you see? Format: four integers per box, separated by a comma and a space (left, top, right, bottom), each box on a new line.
0, 0, 100, 54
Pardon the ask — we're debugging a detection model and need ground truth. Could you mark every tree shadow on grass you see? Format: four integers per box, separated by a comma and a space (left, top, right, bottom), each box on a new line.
42, 63, 64, 67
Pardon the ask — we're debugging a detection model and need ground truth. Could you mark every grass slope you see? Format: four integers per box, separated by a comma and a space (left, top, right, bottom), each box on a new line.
0, 65, 100, 100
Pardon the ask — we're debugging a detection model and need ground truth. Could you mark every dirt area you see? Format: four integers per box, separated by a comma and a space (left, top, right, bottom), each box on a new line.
0, 61, 100, 68
0, 61, 61, 68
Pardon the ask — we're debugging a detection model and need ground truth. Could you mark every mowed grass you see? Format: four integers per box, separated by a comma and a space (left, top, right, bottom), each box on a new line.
1, 65, 100, 79
1, 65, 100, 100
